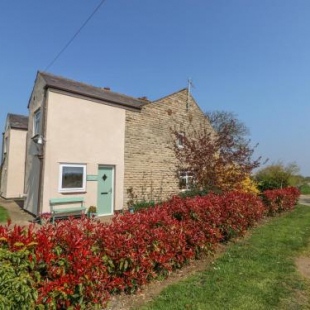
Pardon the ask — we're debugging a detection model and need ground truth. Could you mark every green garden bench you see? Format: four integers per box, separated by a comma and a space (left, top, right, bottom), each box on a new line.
49, 197, 86, 224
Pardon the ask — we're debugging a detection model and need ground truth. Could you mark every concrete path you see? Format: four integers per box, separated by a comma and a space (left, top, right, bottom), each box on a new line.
299, 195, 310, 206
0, 197, 35, 226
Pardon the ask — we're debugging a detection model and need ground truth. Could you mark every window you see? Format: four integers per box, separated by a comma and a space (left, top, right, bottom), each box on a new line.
179, 171, 194, 191
176, 132, 185, 148
3, 137, 7, 154
59, 164, 86, 193
33, 109, 41, 136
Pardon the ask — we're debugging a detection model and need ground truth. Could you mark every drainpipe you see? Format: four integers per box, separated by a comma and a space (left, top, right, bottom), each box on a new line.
1, 132, 4, 165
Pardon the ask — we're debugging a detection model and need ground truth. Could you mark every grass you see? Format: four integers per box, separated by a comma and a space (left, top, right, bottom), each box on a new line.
138, 205, 310, 310
0, 205, 9, 223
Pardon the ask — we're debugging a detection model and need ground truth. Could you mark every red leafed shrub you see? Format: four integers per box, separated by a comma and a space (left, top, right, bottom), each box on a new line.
34, 218, 111, 308
0, 222, 37, 250
0, 188, 299, 309
105, 206, 194, 292
218, 191, 265, 240
262, 186, 300, 216
164, 195, 223, 255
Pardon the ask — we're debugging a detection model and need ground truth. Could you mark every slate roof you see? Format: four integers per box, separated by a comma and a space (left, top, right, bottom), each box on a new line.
7, 114, 28, 130
39, 72, 147, 110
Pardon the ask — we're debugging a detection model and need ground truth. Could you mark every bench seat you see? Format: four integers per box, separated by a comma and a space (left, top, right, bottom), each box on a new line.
49, 197, 86, 223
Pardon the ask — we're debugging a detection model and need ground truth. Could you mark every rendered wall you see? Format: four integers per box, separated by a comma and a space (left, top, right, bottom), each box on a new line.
2, 129, 27, 198
40, 90, 126, 214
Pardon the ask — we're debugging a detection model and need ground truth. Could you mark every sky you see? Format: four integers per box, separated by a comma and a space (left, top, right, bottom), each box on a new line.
1, 1, 310, 175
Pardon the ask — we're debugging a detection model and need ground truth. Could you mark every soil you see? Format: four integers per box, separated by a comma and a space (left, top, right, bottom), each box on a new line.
296, 256, 310, 279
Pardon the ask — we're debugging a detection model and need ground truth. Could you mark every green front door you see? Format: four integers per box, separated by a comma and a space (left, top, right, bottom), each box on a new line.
97, 166, 114, 215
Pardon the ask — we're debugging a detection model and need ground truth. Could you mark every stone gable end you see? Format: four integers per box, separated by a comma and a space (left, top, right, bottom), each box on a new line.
124, 89, 212, 207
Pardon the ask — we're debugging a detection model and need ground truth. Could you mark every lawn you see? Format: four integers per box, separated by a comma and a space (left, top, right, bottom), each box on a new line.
138, 205, 310, 310
0, 205, 9, 222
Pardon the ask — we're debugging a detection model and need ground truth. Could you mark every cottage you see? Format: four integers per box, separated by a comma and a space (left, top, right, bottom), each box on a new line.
3, 72, 212, 217
0, 114, 28, 199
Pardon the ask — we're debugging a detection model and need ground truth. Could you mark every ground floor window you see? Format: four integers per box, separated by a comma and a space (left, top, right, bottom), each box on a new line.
179, 171, 194, 191
59, 164, 86, 193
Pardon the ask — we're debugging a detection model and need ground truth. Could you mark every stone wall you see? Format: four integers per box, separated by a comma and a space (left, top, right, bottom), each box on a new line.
124, 88, 212, 207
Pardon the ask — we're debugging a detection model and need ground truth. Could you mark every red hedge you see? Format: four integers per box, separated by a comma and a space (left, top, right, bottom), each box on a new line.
0, 188, 299, 309
261, 186, 300, 216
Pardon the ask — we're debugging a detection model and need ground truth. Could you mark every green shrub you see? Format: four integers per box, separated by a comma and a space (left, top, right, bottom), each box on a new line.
257, 179, 284, 192
178, 188, 210, 199
0, 248, 38, 309
299, 183, 310, 195
132, 200, 156, 211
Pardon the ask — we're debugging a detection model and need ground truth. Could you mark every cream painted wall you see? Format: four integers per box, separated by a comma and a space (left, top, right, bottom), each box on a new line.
40, 90, 126, 214
1, 129, 27, 198
6, 129, 27, 198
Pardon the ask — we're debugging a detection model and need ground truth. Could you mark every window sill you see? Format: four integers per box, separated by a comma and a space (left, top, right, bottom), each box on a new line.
59, 189, 86, 194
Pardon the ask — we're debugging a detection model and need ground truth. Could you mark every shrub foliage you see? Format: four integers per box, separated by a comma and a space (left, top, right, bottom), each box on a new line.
0, 188, 300, 309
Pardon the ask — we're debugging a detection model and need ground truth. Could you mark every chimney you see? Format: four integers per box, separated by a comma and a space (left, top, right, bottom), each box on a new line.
138, 96, 149, 102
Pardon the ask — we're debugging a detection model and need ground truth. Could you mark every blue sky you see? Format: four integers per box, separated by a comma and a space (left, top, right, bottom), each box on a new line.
1, 1, 310, 175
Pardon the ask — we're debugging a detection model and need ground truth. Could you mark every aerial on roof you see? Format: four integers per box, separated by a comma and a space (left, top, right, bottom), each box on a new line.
7, 114, 28, 130
39, 71, 147, 110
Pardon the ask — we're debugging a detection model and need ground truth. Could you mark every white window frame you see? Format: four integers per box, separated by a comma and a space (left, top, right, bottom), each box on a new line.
58, 163, 86, 193
179, 171, 194, 191
33, 109, 41, 136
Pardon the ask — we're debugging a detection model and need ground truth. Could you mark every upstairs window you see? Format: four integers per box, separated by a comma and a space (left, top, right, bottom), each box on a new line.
33, 109, 41, 136
3, 137, 7, 154
59, 164, 86, 193
176, 132, 185, 148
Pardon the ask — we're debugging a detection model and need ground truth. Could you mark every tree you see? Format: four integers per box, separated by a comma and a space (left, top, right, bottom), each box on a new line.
172, 111, 261, 192
254, 161, 300, 191
206, 111, 249, 147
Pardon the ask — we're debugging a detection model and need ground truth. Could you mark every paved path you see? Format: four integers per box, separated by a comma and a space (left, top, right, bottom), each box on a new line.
0, 197, 35, 226
299, 195, 310, 206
